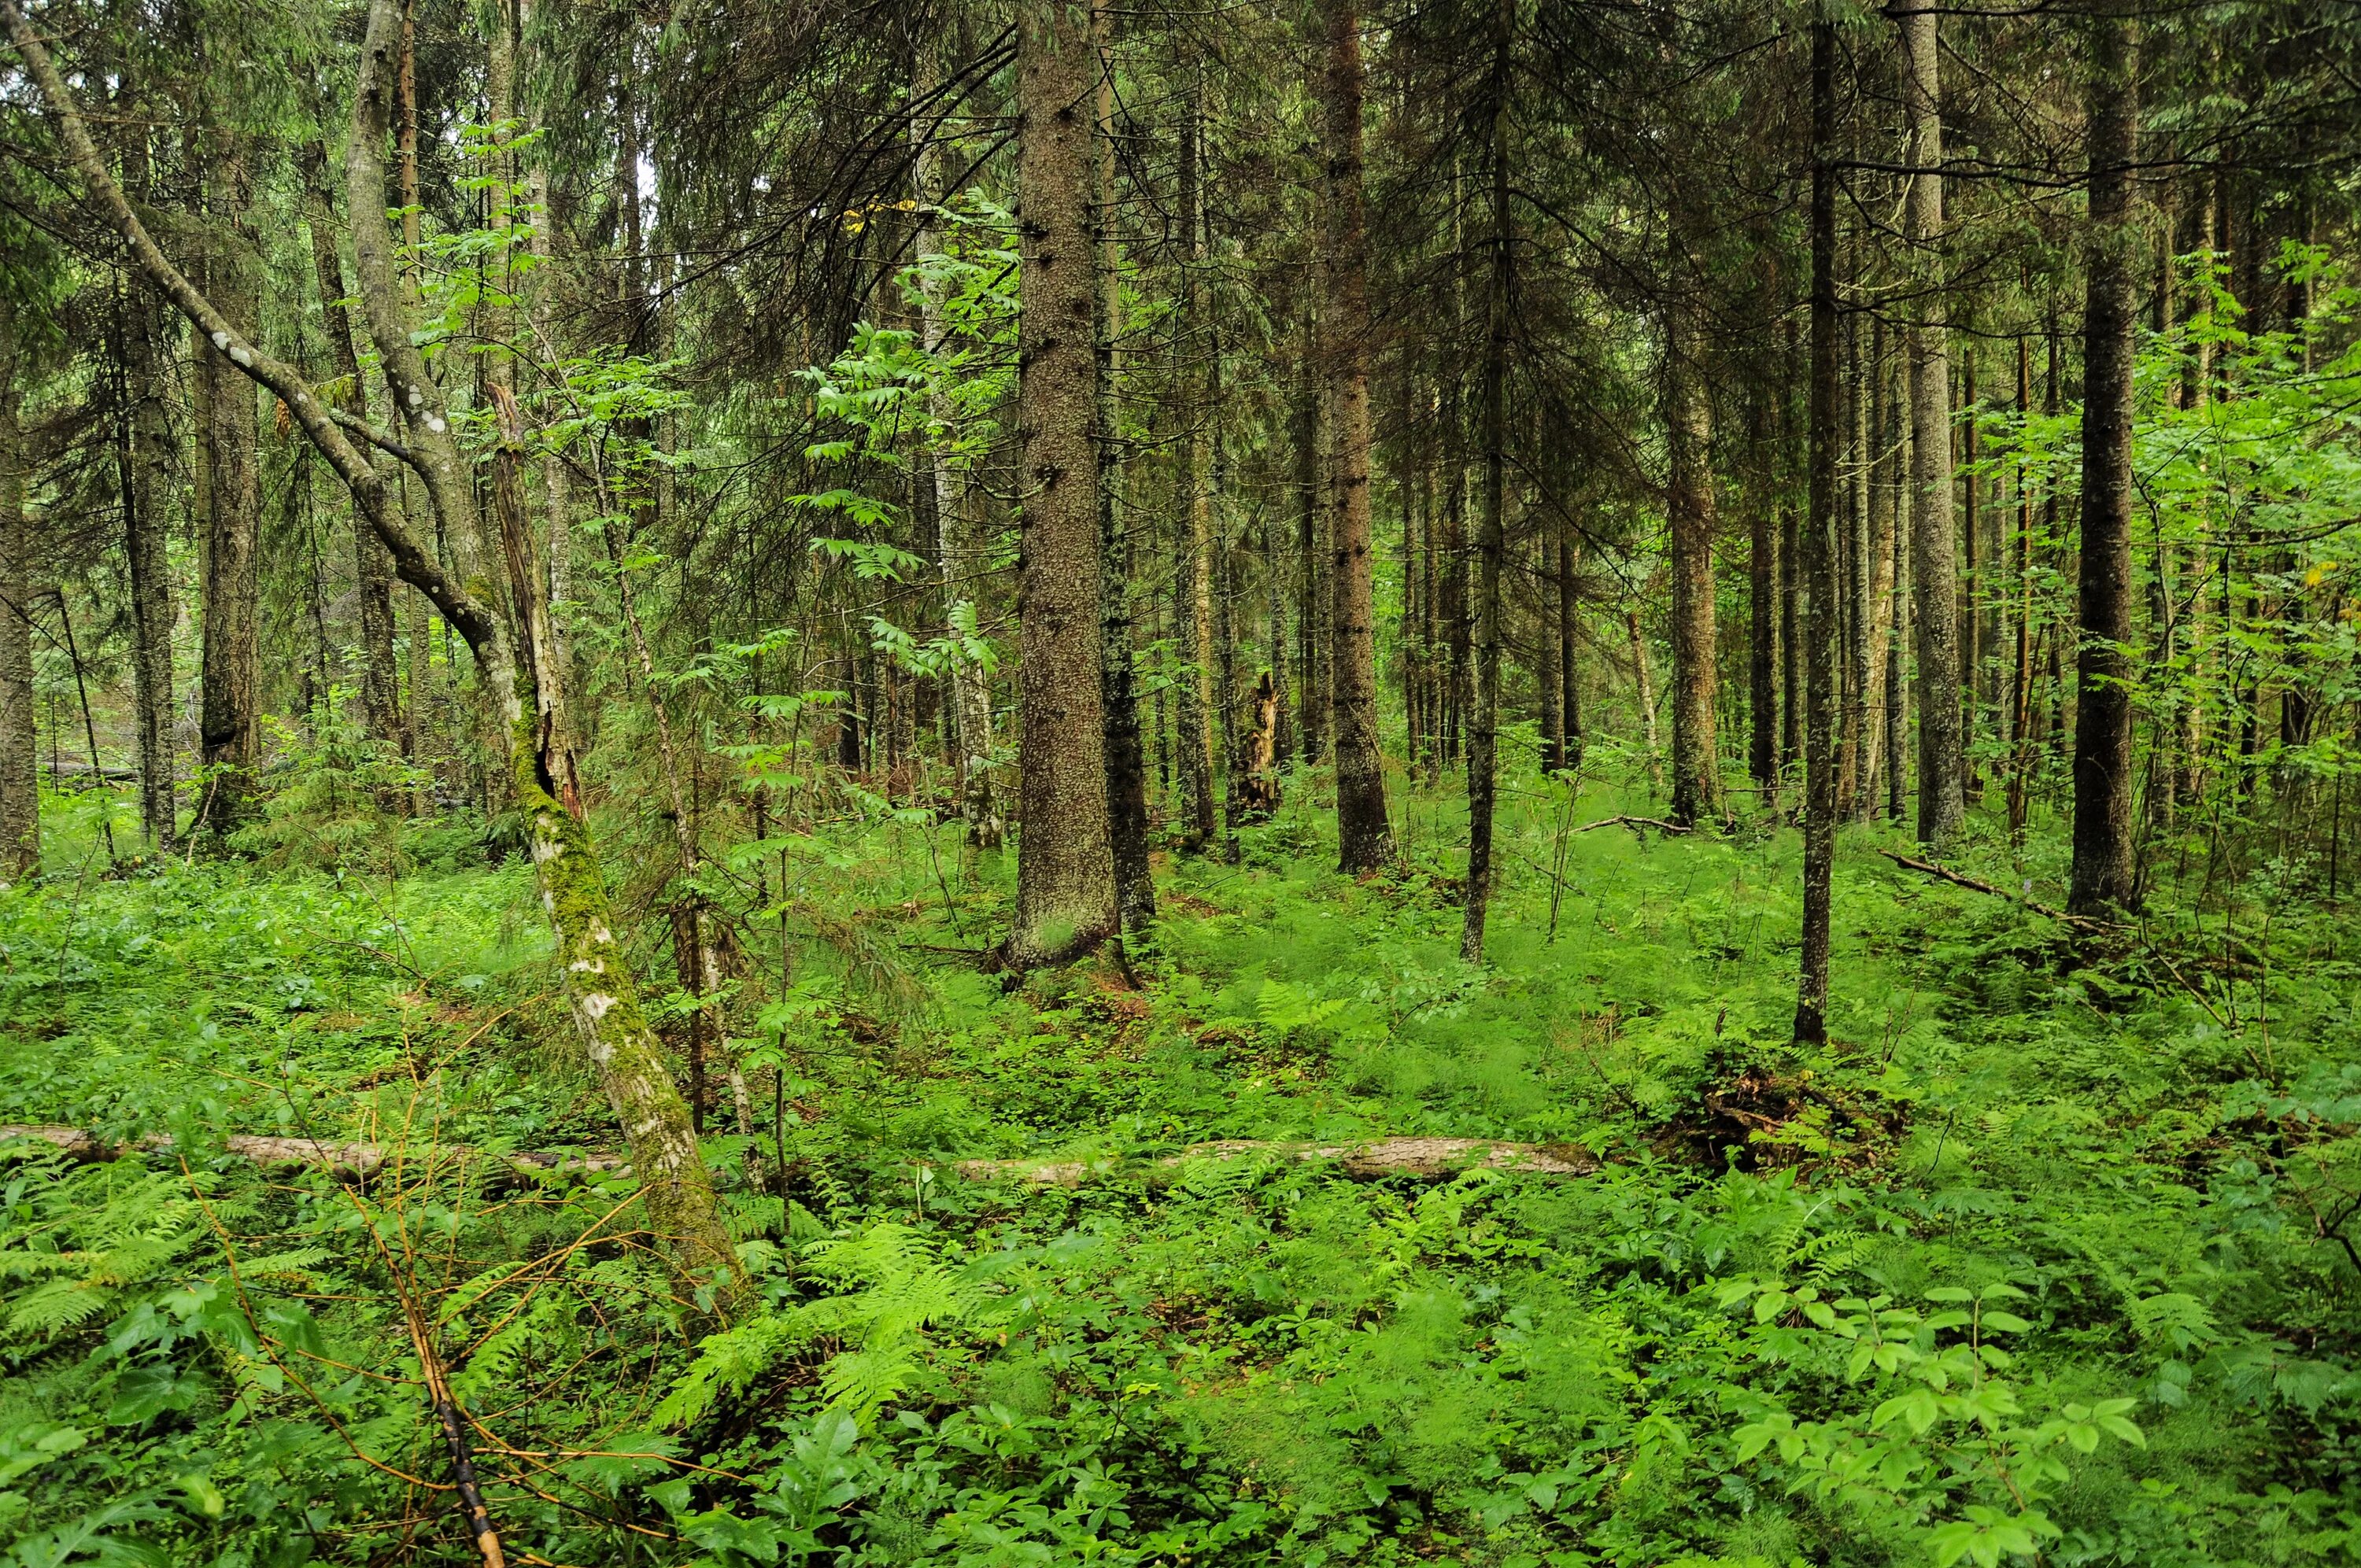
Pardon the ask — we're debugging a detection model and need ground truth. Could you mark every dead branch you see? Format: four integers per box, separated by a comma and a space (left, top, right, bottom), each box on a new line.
1579, 814, 1692, 836
1875, 850, 2122, 933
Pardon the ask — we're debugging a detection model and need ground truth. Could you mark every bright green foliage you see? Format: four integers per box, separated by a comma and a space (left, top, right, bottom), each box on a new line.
2, 766, 2360, 1565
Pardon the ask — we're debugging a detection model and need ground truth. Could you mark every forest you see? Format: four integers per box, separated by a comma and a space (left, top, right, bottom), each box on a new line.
2, 0, 2360, 1562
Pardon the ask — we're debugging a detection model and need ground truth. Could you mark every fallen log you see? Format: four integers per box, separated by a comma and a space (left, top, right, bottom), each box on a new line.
0, 1124, 628, 1182
1875, 850, 2122, 933
951, 1136, 1599, 1187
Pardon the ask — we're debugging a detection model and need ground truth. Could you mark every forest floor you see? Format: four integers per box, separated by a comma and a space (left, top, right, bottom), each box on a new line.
2, 770, 2358, 1567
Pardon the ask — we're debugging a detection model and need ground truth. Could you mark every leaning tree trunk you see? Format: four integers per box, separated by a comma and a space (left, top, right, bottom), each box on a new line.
1323, 0, 1393, 873
2069, 5, 2140, 917
194, 142, 260, 837
1797, 11, 1840, 1045
0, 291, 35, 879
1008, 0, 1118, 967
1901, 2, 1964, 847
1461, 0, 1512, 964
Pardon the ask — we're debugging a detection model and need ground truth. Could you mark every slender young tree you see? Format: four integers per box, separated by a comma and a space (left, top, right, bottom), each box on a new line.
1461, 0, 1511, 962
1009, 0, 1118, 965
2069, 4, 2140, 915
1325, 0, 1393, 873
1664, 222, 1720, 828
1901, 2, 1964, 846
0, 288, 34, 879
1797, 9, 1839, 1044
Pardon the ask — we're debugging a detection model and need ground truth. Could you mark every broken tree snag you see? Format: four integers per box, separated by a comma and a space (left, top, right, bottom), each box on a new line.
952, 1136, 1600, 1187
1875, 849, 2121, 932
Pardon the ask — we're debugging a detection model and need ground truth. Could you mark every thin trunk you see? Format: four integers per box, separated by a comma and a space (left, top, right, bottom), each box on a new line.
1010, 0, 1118, 965
2008, 335, 2034, 836
0, 291, 35, 877
301, 142, 403, 754
194, 141, 260, 836
1559, 514, 1583, 768
1748, 385, 1779, 802
1461, 0, 1511, 963
123, 280, 176, 850
1325, 0, 1392, 871
2069, 6, 2140, 916
1902, 2, 1964, 845
1798, 10, 1840, 1044
1291, 365, 1324, 764
1173, 95, 1217, 852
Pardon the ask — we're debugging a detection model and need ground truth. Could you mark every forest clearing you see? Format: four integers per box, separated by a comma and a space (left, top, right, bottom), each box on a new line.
2, 0, 2359, 1564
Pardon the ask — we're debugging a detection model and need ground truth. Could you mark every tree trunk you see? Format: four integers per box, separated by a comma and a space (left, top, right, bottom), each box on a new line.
1797, 12, 1840, 1045
122, 279, 177, 850
1747, 385, 1779, 804
1901, 2, 1964, 847
1291, 363, 1325, 765
2069, 6, 2140, 916
1460, 0, 1511, 963
0, 291, 35, 879
1664, 240, 1720, 828
1323, 0, 1392, 873
1172, 95, 1217, 853
301, 142, 403, 754
1559, 515, 1583, 768
1009, 0, 1118, 965
194, 141, 260, 836
1091, 7, 1152, 924
1838, 292, 1868, 816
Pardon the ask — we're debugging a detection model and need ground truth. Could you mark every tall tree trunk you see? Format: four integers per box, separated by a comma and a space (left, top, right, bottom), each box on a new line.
1291, 364, 1325, 764
1559, 514, 1583, 768
1460, 0, 1511, 963
1902, 2, 1964, 846
1797, 10, 1840, 1045
1838, 291, 1868, 815
2070, 5, 2140, 916
2008, 334, 2034, 836
1537, 537, 1563, 773
1009, 0, 1118, 965
123, 280, 177, 850
1748, 385, 1779, 804
301, 142, 403, 754
1664, 237, 1720, 828
194, 141, 260, 836
1172, 94, 1217, 853
1780, 318, 1803, 782
0, 291, 35, 879
1091, 6, 1151, 924
1324, 0, 1392, 872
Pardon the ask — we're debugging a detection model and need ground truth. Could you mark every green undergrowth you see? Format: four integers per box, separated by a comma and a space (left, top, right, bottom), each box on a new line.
1, 769, 2357, 1566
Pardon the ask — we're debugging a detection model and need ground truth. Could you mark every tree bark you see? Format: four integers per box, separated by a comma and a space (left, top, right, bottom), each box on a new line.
0, 291, 35, 879
1460, 0, 1511, 963
1090, 6, 1153, 925
1901, 2, 1964, 847
301, 142, 403, 754
1797, 11, 1840, 1045
2069, 5, 2140, 917
1323, 0, 1392, 873
1748, 384, 1779, 804
1009, 0, 1118, 966
1291, 363, 1325, 765
1664, 235, 1720, 828
194, 140, 260, 836
1172, 94, 1217, 854
120, 153, 178, 852
1558, 514, 1583, 768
